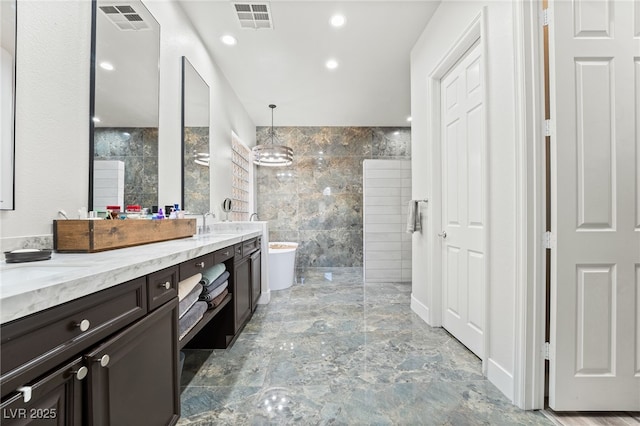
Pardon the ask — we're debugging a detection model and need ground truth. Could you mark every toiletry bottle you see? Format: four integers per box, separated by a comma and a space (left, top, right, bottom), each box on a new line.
157, 208, 164, 219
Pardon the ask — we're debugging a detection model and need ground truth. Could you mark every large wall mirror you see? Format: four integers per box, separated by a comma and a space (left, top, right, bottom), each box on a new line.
1, 0, 16, 210
181, 57, 210, 214
89, 0, 160, 211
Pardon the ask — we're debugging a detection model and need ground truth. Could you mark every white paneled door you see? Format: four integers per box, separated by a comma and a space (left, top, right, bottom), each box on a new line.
440, 41, 485, 358
548, 0, 640, 410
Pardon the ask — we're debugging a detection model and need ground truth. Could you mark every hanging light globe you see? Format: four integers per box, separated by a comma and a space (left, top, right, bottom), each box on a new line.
252, 104, 294, 167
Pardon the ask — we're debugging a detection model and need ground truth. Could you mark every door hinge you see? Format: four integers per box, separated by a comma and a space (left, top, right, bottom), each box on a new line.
541, 8, 550, 27
544, 342, 551, 360
543, 231, 555, 249
544, 119, 552, 137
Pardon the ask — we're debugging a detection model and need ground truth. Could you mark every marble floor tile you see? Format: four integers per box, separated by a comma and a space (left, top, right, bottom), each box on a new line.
179, 267, 553, 426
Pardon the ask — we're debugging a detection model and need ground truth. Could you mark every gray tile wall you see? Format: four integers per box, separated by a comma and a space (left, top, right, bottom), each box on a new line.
256, 127, 411, 271
183, 127, 210, 214
94, 128, 158, 209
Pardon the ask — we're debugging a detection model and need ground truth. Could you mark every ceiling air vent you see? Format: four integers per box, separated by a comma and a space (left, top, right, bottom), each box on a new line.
99, 4, 149, 31
232, 2, 273, 30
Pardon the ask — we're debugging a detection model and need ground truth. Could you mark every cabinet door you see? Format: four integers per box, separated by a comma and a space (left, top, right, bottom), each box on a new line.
250, 250, 261, 312
0, 358, 84, 426
86, 298, 179, 426
233, 256, 251, 333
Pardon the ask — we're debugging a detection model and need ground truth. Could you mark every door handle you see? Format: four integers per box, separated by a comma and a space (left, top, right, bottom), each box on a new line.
438, 231, 447, 239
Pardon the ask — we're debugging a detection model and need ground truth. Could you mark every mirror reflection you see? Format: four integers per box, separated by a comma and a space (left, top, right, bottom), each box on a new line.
90, 0, 160, 211
1, 0, 16, 210
181, 57, 210, 214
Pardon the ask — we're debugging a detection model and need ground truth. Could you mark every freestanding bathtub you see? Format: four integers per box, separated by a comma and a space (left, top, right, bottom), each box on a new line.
268, 242, 298, 291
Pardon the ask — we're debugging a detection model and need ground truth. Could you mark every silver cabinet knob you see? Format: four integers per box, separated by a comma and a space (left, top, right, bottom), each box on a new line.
160, 281, 171, 290
72, 366, 88, 380
438, 231, 447, 239
95, 354, 110, 367
195, 262, 205, 269
76, 319, 90, 332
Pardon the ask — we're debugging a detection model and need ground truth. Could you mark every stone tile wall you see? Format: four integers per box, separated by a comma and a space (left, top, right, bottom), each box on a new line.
183, 127, 210, 214
94, 127, 158, 209
256, 127, 411, 271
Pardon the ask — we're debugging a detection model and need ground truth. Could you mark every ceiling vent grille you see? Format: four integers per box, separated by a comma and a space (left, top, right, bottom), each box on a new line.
99, 4, 149, 31
232, 2, 273, 29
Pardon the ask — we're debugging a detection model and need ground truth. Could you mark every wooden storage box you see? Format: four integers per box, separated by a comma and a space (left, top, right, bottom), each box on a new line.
54, 219, 196, 253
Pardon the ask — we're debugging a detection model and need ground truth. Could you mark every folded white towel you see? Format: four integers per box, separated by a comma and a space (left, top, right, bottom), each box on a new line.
178, 273, 202, 301
406, 200, 421, 233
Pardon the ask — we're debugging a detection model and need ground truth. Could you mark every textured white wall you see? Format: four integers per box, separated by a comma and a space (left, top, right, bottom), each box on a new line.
410, 1, 518, 401
0, 0, 255, 243
0, 1, 91, 239
145, 1, 256, 219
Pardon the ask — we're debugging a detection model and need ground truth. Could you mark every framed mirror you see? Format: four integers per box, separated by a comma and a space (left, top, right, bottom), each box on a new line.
1, 0, 16, 210
181, 57, 210, 214
89, 0, 160, 211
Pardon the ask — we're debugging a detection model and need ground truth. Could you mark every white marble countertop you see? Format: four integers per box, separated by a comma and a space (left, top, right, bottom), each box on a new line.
0, 230, 261, 324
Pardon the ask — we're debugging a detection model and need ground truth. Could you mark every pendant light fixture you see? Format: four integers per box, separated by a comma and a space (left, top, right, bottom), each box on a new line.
252, 104, 293, 167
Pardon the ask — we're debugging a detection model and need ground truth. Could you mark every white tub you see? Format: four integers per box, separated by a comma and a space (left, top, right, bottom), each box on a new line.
268, 242, 298, 291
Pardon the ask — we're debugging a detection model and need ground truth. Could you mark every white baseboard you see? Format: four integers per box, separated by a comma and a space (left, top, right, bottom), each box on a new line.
258, 290, 271, 304
410, 293, 431, 325
487, 358, 514, 402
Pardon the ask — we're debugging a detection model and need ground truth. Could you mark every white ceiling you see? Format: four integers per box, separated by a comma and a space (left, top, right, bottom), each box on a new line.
178, 0, 439, 127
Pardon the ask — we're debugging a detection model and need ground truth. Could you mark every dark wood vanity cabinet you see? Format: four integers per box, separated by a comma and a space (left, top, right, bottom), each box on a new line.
232, 237, 261, 333
233, 254, 252, 334
250, 248, 262, 312
0, 236, 262, 423
1, 276, 179, 425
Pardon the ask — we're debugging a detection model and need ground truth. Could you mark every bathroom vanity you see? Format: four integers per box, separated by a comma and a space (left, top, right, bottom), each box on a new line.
0, 231, 262, 425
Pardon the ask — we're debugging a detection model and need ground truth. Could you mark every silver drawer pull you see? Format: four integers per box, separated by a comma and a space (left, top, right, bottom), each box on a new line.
76, 319, 90, 332
160, 281, 171, 289
95, 354, 110, 367
195, 262, 205, 268
17, 386, 32, 403
224, 251, 229, 256
72, 366, 88, 381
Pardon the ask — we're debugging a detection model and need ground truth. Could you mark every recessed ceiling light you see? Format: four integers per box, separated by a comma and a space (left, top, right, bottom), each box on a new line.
326, 59, 339, 70
221, 35, 237, 46
330, 14, 346, 27
406, 116, 412, 122
99, 62, 114, 71
92, 117, 101, 123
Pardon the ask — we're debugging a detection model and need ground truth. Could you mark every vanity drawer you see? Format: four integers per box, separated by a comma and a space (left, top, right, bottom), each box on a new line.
214, 246, 234, 264
179, 253, 214, 280
1, 277, 147, 397
147, 265, 178, 311
242, 238, 260, 256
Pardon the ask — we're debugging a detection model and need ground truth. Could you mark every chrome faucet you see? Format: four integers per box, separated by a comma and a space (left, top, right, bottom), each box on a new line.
201, 212, 214, 233
249, 213, 259, 221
